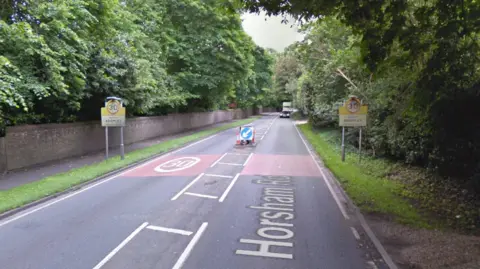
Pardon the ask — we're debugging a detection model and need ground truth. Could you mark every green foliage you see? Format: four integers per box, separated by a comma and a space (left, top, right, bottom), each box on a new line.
299, 123, 429, 228
268, 12, 480, 202
0, 0, 274, 132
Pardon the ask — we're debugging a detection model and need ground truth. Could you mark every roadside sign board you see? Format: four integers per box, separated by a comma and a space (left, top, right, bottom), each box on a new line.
240, 126, 254, 141
339, 97, 368, 127
101, 99, 126, 127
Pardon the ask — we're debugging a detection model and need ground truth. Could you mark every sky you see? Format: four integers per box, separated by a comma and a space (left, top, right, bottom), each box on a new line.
241, 11, 305, 52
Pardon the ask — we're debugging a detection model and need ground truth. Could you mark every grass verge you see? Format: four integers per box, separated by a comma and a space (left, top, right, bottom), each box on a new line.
0, 117, 259, 214
298, 123, 430, 228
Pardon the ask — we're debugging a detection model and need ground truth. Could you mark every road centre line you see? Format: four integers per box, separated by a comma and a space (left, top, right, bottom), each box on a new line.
217, 162, 243, 166
292, 121, 349, 220
171, 173, 205, 201
210, 153, 227, 167
243, 153, 253, 166
204, 173, 233, 178
0, 130, 224, 228
184, 192, 218, 199
259, 116, 278, 141
93, 222, 148, 269
219, 173, 240, 202
146, 225, 193, 236
172, 222, 208, 269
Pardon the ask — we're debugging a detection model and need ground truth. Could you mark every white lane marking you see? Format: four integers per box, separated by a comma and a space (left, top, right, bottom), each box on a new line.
92, 222, 148, 269
351, 227, 360, 240
172, 222, 208, 269
154, 157, 200, 173
243, 153, 253, 166
217, 162, 243, 166
210, 153, 227, 167
146, 225, 193, 236
259, 116, 278, 141
219, 173, 240, 202
0, 130, 223, 228
292, 122, 350, 220
184, 192, 218, 199
171, 173, 204, 201
204, 173, 233, 178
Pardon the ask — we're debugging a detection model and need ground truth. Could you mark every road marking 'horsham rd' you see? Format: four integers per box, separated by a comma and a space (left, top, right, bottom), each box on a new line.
236, 176, 295, 259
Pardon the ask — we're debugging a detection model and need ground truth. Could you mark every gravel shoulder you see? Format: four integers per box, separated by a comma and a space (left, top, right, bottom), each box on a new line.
367, 214, 480, 269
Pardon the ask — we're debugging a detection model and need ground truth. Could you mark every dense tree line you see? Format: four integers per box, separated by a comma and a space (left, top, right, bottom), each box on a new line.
247, 1, 480, 190
0, 0, 275, 135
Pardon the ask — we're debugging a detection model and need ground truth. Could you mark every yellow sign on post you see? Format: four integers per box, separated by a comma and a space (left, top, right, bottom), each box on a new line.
101, 100, 126, 127
339, 97, 368, 127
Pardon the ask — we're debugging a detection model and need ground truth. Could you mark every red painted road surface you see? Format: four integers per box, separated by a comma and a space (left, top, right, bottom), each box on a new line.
122, 155, 221, 177
123, 153, 319, 177
241, 154, 319, 176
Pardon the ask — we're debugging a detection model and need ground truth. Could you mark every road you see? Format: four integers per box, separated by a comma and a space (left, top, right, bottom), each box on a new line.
0, 114, 377, 269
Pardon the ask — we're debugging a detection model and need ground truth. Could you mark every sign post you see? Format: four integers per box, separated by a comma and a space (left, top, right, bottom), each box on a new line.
339, 96, 368, 162
101, 97, 126, 160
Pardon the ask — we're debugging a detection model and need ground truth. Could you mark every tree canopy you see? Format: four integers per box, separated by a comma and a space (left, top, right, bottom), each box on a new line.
265, 3, 480, 191
0, 0, 275, 132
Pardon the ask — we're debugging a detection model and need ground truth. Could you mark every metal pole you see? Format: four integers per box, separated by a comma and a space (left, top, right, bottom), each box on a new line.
105, 127, 109, 160
120, 126, 125, 160
341, 126, 346, 162
359, 128, 362, 162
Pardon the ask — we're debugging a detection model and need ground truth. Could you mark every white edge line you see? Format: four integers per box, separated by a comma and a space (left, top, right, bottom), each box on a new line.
367, 261, 379, 269
146, 225, 193, 236
351, 227, 360, 240
210, 153, 228, 167
243, 153, 253, 166
204, 173, 233, 178
292, 122, 350, 220
184, 192, 218, 199
219, 173, 240, 202
172, 222, 208, 269
217, 162, 243, 166
171, 173, 204, 201
93, 222, 148, 269
293, 121, 399, 269
357, 211, 399, 269
0, 130, 223, 228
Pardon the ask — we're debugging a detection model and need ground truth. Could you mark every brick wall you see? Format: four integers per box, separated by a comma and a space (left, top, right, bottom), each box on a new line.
0, 137, 6, 174
4, 109, 257, 171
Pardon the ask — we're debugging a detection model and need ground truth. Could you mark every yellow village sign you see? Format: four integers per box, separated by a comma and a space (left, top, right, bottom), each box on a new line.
339, 97, 368, 127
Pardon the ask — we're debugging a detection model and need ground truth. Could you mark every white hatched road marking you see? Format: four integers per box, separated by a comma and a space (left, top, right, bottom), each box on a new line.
171, 173, 204, 201
204, 173, 233, 178
146, 225, 193, 236
184, 192, 218, 199
172, 222, 208, 269
210, 153, 227, 167
217, 162, 243, 166
243, 153, 253, 166
219, 173, 240, 202
92, 222, 148, 269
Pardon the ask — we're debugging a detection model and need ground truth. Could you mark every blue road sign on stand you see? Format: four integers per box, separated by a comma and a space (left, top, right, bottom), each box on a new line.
240, 126, 254, 141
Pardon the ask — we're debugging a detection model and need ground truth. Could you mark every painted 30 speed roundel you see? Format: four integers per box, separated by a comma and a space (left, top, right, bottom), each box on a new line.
154, 157, 201, 173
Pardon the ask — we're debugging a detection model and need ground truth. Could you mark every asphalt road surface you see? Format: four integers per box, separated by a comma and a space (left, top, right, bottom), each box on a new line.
0, 114, 379, 269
